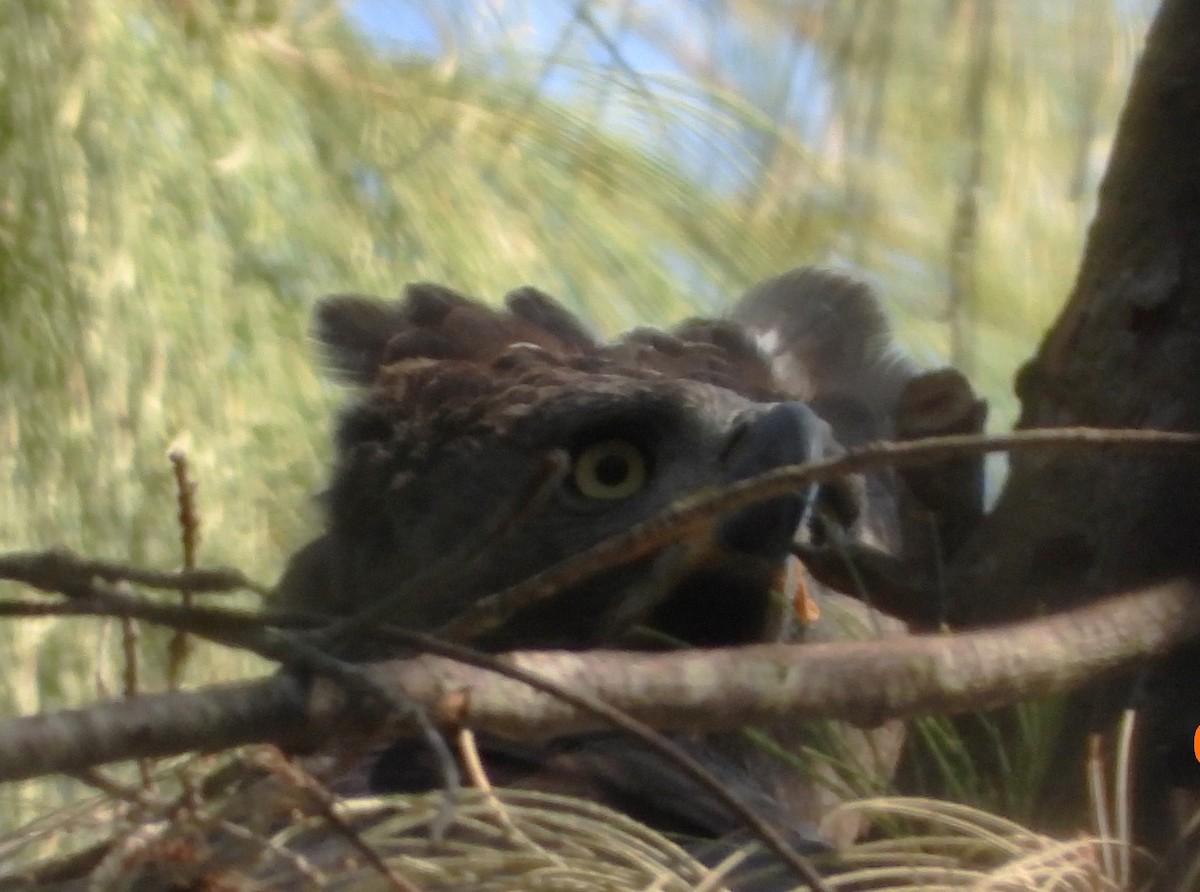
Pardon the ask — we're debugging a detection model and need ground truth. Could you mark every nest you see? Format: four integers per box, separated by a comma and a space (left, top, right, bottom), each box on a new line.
0, 747, 1122, 892
0, 751, 745, 892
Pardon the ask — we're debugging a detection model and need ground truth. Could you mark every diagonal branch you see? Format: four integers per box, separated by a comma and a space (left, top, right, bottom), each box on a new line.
441, 427, 1200, 642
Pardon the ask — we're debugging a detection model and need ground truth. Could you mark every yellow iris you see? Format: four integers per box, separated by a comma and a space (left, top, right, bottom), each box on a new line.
572, 439, 647, 500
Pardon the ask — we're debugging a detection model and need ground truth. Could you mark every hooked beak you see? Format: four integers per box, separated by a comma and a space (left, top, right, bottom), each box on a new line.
716, 402, 825, 560
640, 402, 844, 647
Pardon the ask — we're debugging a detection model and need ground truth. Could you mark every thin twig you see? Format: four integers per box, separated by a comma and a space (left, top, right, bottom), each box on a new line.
0, 574, 462, 810
0, 549, 269, 597
119, 610, 151, 789
120, 615, 140, 701
1114, 708, 1136, 888
456, 728, 554, 859
255, 747, 424, 892
167, 444, 200, 690
374, 627, 833, 892
441, 427, 1200, 643
1087, 733, 1114, 879
214, 817, 331, 887
71, 767, 165, 809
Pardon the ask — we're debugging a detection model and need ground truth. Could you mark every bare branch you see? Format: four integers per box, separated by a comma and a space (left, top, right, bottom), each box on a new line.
0, 548, 269, 597
0, 675, 313, 782
0, 578, 1194, 785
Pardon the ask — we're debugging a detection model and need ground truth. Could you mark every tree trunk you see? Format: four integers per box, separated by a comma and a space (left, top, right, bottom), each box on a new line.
941, 0, 1200, 858
948, 0, 1200, 623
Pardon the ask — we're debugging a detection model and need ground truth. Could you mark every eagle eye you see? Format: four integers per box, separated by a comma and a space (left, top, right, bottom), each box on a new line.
571, 439, 648, 500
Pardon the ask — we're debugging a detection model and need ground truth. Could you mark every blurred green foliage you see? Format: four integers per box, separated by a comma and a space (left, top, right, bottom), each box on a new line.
0, 0, 1152, 827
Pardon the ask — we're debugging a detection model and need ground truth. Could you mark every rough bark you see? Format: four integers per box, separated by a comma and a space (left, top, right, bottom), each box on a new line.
948, 0, 1200, 623
939, 0, 1200, 858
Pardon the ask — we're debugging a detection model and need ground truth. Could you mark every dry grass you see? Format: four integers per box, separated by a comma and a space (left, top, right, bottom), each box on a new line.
0, 753, 1131, 892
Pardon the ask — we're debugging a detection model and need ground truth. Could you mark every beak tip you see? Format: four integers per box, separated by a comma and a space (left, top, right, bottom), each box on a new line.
716, 401, 829, 560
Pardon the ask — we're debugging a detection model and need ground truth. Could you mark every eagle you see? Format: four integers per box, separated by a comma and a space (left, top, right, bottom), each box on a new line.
276, 268, 933, 887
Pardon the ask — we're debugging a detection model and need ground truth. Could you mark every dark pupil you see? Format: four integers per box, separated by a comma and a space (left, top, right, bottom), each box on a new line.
594, 453, 630, 487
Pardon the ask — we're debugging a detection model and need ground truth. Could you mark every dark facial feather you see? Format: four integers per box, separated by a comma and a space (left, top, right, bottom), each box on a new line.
279, 276, 913, 865
291, 283, 825, 648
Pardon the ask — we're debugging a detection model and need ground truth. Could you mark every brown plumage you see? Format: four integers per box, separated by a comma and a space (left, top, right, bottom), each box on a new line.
277, 268, 917, 887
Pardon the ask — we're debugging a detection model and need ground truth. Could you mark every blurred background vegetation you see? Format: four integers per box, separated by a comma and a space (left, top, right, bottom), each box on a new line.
0, 0, 1154, 826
